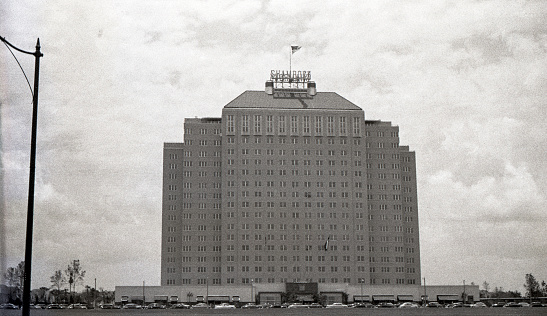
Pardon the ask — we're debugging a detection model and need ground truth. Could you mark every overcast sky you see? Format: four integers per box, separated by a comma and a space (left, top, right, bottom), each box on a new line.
1, 0, 546, 292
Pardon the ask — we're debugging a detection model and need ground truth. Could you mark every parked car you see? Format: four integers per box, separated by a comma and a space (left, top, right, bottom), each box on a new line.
122, 303, 141, 309
531, 302, 544, 307
353, 302, 374, 308
287, 303, 308, 309
503, 302, 521, 308
241, 303, 261, 309
214, 303, 236, 309
309, 303, 324, 308
47, 304, 62, 309
446, 302, 463, 308
326, 302, 348, 308
399, 302, 419, 308
377, 302, 395, 308
471, 302, 487, 308
100, 304, 114, 309
1, 303, 19, 309
426, 302, 443, 308
171, 303, 190, 309
147, 303, 165, 309
191, 303, 210, 309
492, 302, 505, 307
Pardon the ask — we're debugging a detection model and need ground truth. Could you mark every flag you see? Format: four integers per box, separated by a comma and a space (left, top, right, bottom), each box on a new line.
291, 45, 301, 54
324, 236, 330, 251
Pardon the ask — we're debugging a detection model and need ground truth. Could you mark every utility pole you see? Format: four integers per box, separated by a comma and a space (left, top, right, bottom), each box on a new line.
94, 278, 97, 309
0, 36, 43, 316
463, 280, 466, 304
423, 277, 427, 305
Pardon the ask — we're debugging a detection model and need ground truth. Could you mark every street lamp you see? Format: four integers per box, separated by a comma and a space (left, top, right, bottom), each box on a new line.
360, 279, 364, 303
0, 35, 43, 316
250, 279, 254, 304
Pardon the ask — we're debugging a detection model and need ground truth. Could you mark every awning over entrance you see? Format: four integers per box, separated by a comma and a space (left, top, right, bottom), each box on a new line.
437, 294, 460, 302
354, 295, 370, 302
207, 295, 230, 302
397, 295, 414, 301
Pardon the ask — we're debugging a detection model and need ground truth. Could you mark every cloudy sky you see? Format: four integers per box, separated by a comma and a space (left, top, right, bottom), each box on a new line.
1, 0, 546, 292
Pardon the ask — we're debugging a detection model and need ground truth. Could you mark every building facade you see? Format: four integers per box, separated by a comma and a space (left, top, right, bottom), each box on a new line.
161, 73, 420, 289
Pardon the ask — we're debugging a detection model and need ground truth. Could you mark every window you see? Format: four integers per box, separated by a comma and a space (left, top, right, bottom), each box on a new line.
303, 116, 310, 134
242, 115, 249, 134
254, 115, 262, 134
353, 117, 361, 136
291, 116, 298, 134
278, 116, 286, 134
315, 116, 322, 135
262, 116, 272, 135
327, 116, 335, 136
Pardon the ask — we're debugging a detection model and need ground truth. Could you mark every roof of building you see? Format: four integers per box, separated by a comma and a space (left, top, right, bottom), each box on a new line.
224, 90, 362, 111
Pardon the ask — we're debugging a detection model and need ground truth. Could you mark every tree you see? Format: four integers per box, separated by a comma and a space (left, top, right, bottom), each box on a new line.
33, 287, 50, 304
524, 273, 541, 299
64, 260, 86, 302
50, 270, 65, 294
482, 281, 490, 298
3, 261, 25, 303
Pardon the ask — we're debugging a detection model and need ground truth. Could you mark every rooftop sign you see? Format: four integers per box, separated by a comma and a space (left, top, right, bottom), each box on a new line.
270, 70, 311, 89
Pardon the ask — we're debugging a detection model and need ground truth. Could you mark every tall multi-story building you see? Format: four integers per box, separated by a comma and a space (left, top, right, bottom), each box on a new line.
161, 71, 420, 290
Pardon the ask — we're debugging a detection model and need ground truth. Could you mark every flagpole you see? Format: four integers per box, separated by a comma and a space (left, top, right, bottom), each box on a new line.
289, 46, 292, 74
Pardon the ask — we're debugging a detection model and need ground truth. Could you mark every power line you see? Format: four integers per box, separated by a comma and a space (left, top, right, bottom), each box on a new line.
1, 37, 34, 99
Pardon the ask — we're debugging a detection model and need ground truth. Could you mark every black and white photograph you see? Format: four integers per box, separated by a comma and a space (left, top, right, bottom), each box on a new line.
1, 0, 546, 314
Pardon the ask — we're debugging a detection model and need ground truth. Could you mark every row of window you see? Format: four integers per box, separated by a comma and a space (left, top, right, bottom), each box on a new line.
176, 185, 409, 195
166, 203, 413, 214
168, 265, 417, 274
165, 255, 417, 265
225, 115, 362, 137
165, 208, 415, 221
166, 242, 418, 254
167, 233, 416, 246
225, 148, 404, 157
223, 200, 413, 209
184, 124, 399, 137
183, 126, 221, 135
166, 277, 417, 285
168, 235, 416, 245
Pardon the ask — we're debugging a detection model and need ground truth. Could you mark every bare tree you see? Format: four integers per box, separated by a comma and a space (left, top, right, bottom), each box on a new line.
482, 281, 490, 298
64, 260, 86, 302
3, 261, 25, 303
50, 270, 65, 295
